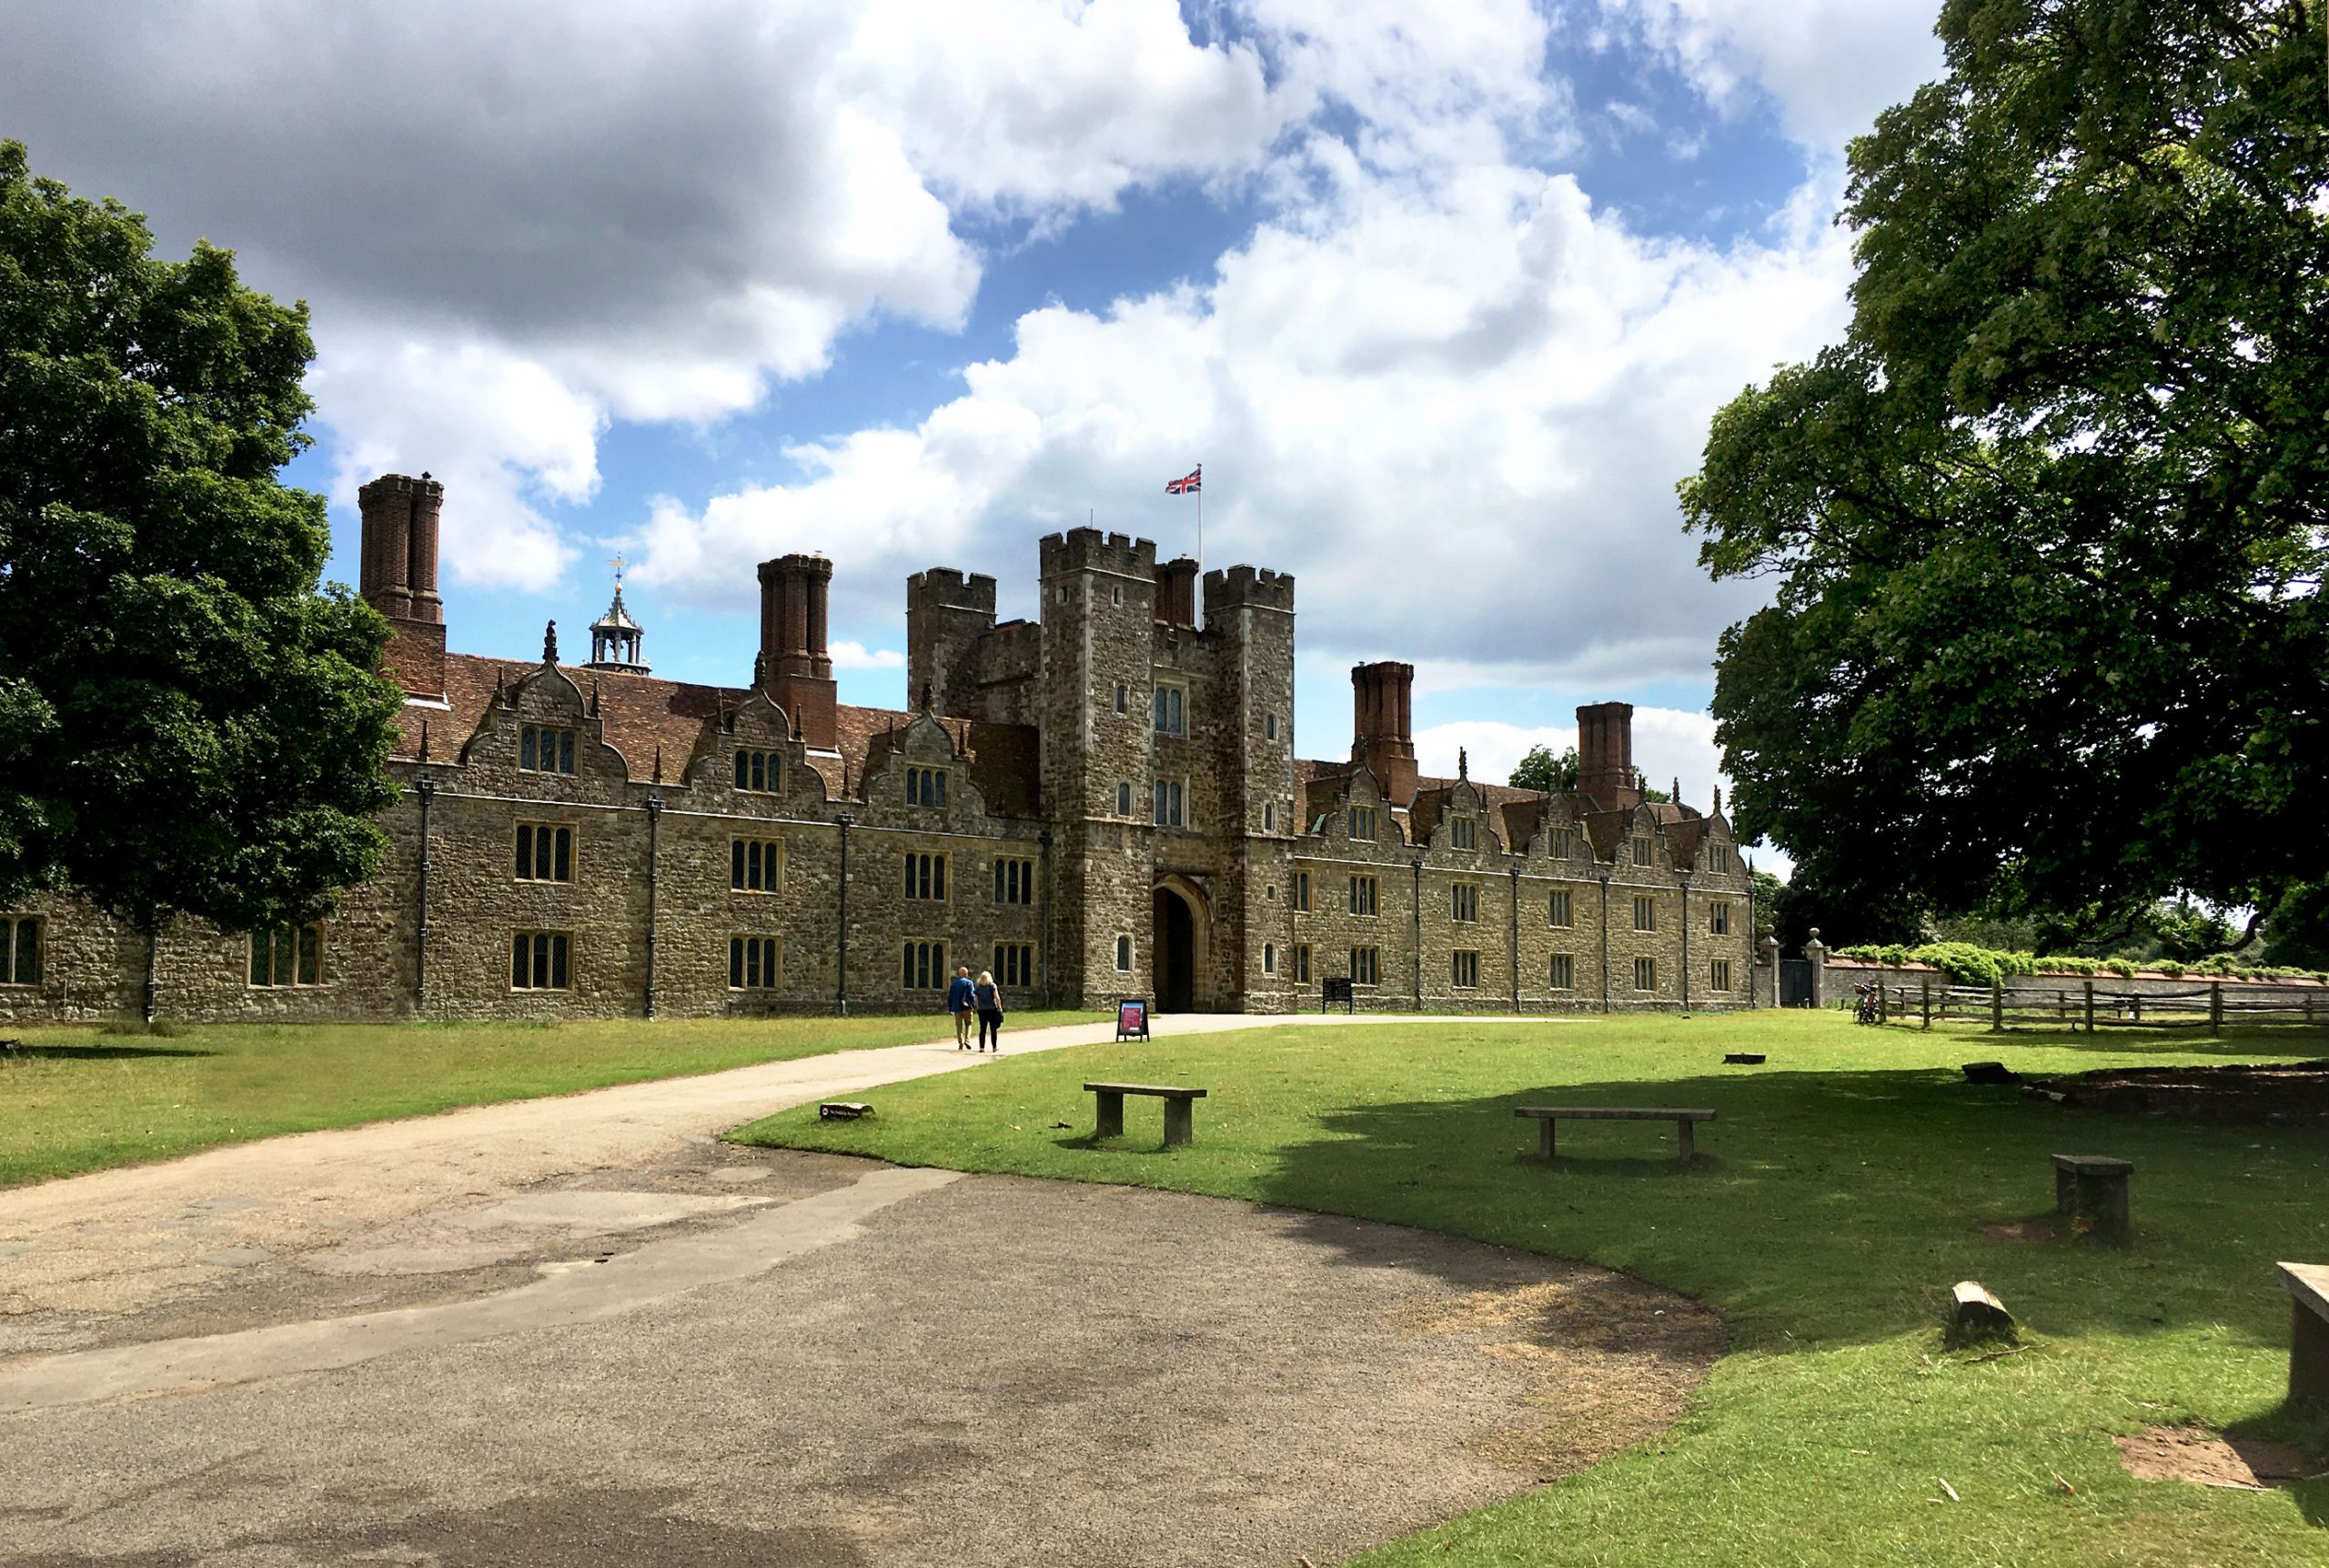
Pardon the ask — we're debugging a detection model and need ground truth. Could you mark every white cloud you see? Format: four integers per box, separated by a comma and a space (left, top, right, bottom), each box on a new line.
637, 150, 1855, 685
829, 641, 906, 671
1, 0, 1288, 585
1599, 0, 1944, 153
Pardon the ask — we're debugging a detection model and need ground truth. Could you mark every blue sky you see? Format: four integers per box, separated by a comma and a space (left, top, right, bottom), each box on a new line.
7, 1, 1949, 848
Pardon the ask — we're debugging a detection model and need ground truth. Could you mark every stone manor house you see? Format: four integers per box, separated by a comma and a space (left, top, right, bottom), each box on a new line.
0, 475, 1757, 1022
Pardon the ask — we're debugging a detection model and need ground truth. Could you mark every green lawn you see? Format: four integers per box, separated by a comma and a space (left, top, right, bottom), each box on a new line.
0, 1010, 1089, 1188
731, 1011, 2329, 1566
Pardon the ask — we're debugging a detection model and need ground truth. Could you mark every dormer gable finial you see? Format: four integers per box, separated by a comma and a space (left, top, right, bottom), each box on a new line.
1457, 747, 1468, 781
542, 619, 559, 664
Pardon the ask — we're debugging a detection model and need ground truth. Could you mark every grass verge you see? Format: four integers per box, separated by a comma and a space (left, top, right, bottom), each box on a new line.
0, 1010, 1089, 1187
731, 1010, 2329, 1565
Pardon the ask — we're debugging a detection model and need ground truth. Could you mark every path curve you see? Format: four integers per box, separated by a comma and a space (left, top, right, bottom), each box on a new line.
0, 1012, 1538, 1325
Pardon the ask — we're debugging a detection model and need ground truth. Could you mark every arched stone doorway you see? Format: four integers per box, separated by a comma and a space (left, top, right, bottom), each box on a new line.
1151, 878, 1209, 1013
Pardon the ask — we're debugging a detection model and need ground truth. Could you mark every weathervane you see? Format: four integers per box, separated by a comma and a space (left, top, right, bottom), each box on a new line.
609, 554, 626, 587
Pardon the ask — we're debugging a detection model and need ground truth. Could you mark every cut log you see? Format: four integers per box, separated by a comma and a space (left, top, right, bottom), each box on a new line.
1947, 1280, 2016, 1347
1724, 1052, 1766, 1065
1961, 1061, 2021, 1085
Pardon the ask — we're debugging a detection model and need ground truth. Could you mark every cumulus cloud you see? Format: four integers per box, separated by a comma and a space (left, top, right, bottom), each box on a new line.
829, 642, 907, 671
0, 0, 1286, 586
1598, 0, 1944, 153
637, 152, 1857, 685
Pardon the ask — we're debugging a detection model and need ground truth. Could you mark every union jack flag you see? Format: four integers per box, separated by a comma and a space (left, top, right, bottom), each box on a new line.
1165, 466, 1201, 495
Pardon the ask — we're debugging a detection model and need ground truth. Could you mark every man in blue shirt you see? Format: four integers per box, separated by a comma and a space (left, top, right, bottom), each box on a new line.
946, 965, 976, 1050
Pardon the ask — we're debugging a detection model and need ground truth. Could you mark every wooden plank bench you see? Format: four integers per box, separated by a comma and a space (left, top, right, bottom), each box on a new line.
1086, 1081, 1207, 1147
2277, 1262, 2329, 1402
1515, 1106, 1715, 1161
2052, 1153, 2132, 1240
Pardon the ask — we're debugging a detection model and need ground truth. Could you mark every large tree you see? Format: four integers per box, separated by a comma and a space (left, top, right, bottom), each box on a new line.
1681, 0, 2328, 943
0, 141, 400, 938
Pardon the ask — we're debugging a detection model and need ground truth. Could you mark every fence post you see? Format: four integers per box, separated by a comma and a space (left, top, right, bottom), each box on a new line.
2083, 979, 2095, 1034
1921, 974, 1932, 1030
1878, 982, 1889, 1023
1991, 982, 2003, 1033
2209, 981, 2223, 1037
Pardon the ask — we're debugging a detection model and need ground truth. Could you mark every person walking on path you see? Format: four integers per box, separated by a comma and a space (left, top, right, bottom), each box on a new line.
947, 966, 977, 1050
974, 970, 1005, 1052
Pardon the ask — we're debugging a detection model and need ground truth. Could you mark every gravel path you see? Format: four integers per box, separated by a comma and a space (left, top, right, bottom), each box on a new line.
0, 1011, 1531, 1330
0, 1010, 1729, 1567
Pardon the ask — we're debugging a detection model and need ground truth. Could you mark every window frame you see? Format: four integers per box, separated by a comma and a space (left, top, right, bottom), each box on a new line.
901, 939, 949, 990
0, 914, 44, 986
1347, 873, 1378, 917
1711, 958, 1733, 992
1152, 682, 1187, 738
730, 934, 783, 990
1631, 834, 1654, 867
1350, 945, 1380, 987
1633, 894, 1657, 932
1153, 777, 1185, 828
1292, 870, 1311, 912
1633, 955, 1658, 992
731, 836, 785, 893
1114, 934, 1134, 972
733, 748, 783, 794
993, 941, 1034, 988
514, 820, 576, 884
1452, 883, 1478, 923
1548, 888, 1573, 928
1347, 805, 1378, 841
905, 765, 949, 809
1548, 952, 1575, 990
993, 857, 1034, 906
510, 930, 572, 991
1452, 950, 1479, 989
518, 723, 577, 776
248, 920, 328, 989
902, 851, 950, 901
1294, 942, 1312, 983
1709, 900, 1731, 936
1451, 817, 1477, 850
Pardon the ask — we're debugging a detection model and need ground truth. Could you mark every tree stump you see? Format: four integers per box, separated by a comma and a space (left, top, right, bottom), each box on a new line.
1947, 1281, 2016, 1347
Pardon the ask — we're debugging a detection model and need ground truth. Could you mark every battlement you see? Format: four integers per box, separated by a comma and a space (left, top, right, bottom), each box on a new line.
906, 568, 998, 612
1040, 526, 1156, 579
1204, 564, 1296, 615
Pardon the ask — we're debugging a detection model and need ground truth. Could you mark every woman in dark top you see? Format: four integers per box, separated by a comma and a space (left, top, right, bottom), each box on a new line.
973, 970, 1004, 1052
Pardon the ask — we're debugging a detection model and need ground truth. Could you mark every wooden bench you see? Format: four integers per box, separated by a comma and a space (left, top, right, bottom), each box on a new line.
1515, 1106, 1715, 1161
2052, 1153, 2132, 1240
2277, 1262, 2329, 1402
1086, 1081, 1207, 1147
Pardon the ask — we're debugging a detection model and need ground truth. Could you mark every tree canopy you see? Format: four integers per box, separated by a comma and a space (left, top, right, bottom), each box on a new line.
1681, 0, 2328, 946
0, 141, 400, 934
1507, 743, 1578, 794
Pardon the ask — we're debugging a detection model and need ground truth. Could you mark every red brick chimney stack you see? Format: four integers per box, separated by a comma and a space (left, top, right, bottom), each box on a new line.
358, 472, 447, 700
1576, 701, 1640, 809
757, 552, 838, 750
1350, 660, 1417, 806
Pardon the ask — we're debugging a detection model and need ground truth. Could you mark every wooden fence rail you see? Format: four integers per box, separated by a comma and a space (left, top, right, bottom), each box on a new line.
1856, 975, 2326, 1035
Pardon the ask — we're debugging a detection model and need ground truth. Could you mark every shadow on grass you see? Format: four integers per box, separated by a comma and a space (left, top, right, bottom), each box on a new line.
1241, 1065, 2329, 1355
5, 1042, 220, 1061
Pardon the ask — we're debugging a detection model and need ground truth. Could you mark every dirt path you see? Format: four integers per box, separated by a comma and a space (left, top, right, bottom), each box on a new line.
0, 1012, 1539, 1330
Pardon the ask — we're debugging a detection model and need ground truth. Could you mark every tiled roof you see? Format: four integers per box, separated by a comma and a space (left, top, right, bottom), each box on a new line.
396, 653, 1039, 812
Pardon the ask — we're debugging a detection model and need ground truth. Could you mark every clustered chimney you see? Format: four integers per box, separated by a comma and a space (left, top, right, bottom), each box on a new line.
1576, 701, 1640, 809
358, 472, 447, 700
1351, 660, 1417, 806
1154, 557, 1199, 628
757, 552, 838, 751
